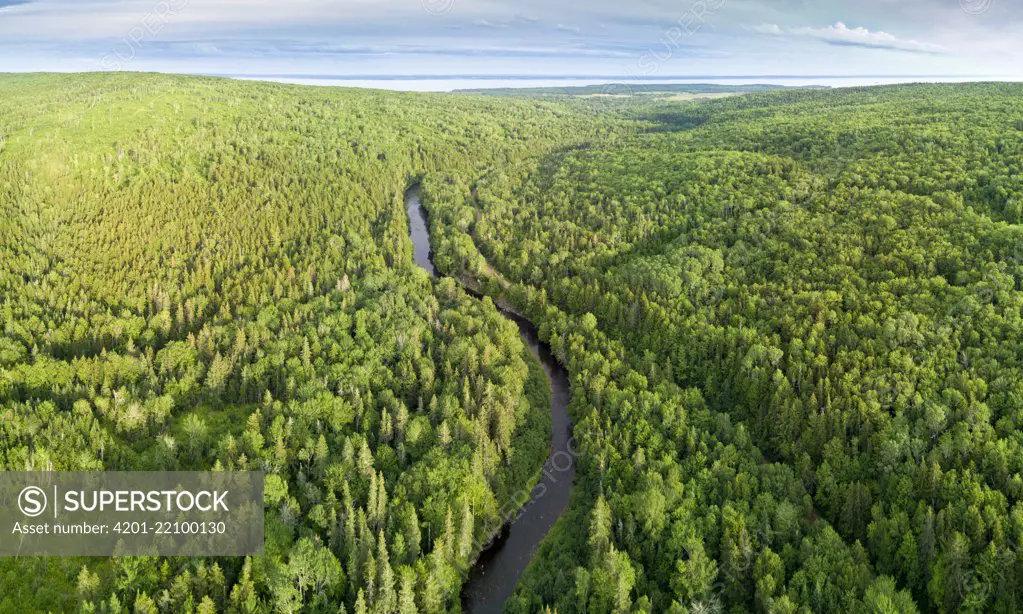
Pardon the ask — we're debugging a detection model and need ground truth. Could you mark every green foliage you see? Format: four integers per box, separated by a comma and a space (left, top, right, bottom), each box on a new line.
424, 83, 1023, 613
7, 74, 1023, 614
0, 72, 592, 613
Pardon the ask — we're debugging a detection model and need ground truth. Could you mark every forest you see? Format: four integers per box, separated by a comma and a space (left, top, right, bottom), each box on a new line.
424, 83, 1023, 614
2, 74, 1023, 613
0, 72, 590, 613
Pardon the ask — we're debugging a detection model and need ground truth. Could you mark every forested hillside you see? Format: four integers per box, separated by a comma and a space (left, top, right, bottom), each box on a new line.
424, 83, 1023, 613
4, 74, 1023, 614
0, 73, 603, 612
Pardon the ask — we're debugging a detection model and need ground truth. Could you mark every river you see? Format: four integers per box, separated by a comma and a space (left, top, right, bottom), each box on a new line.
405, 185, 575, 613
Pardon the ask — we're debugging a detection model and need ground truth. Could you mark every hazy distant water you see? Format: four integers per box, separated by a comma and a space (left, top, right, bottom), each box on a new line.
229, 74, 1002, 92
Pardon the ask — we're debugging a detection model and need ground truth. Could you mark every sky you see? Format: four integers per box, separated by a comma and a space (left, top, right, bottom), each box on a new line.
0, 0, 1021, 86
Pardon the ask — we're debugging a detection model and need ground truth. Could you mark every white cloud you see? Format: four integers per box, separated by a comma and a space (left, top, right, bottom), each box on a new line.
749, 23, 783, 35
2, 0, 1008, 77
795, 21, 947, 53
748, 20, 948, 54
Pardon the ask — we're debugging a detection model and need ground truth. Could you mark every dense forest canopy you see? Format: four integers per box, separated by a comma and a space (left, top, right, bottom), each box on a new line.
3, 74, 1023, 614
0, 72, 599, 613
424, 82, 1023, 613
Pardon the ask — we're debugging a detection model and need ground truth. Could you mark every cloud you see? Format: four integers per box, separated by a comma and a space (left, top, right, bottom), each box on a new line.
750, 21, 948, 54
796, 22, 948, 53
2, 0, 1008, 77
193, 43, 220, 55
749, 23, 783, 35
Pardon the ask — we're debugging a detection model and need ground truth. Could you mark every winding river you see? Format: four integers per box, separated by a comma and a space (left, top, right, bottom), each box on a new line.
406, 185, 575, 613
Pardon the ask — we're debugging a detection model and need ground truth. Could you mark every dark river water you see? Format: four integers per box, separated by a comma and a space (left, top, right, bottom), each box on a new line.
405, 185, 575, 613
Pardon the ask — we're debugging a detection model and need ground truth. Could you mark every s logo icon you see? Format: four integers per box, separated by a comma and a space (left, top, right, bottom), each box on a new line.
18, 486, 47, 518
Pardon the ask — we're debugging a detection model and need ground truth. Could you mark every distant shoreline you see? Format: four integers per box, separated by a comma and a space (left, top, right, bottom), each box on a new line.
0, 71, 1010, 93
218, 73, 1005, 92
213, 73, 988, 81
